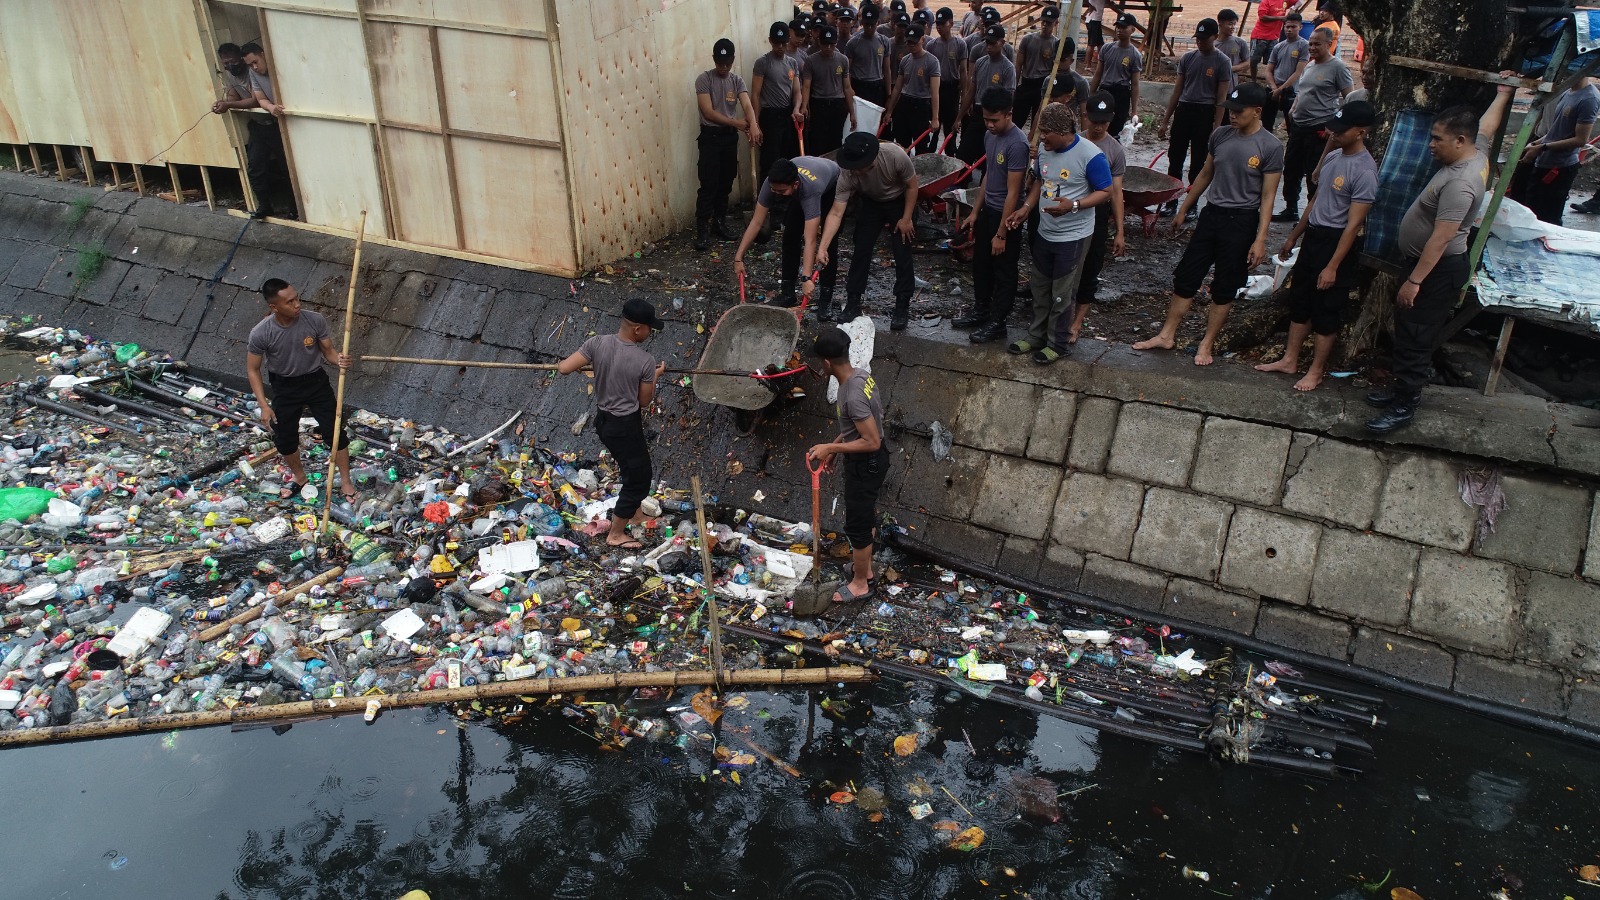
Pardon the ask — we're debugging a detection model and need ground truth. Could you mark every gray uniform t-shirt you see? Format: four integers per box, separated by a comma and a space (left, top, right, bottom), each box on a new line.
926, 34, 966, 81
1216, 36, 1249, 70
983, 124, 1030, 210
805, 49, 849, 99
753, 51, 802, 109
1269, 38, 1309, 86
837, 368, 884, 445
248, 310, 330, 378
1033, 135, 1112, 241
1090, 131, 1128, 178
248, 69, 275, 104
1205, 125, 1285, 209
758, 155, 841, 219
222, 68, 254, 103
1017, 32, 1061, 79
1099, 43, 1142, 87
967, 36, 1016, 62
1537, 84, 1600, 169
695, 70, 747, 126
1397, 150, 1489, 258
1176, 48, 1232, 104
1290, 56, 1352, 125
1308, 148, 1378, 229
836, 142, 917, 203
577, 334, 658, 417
898, 51, 941, 98
845, 31, 891, 82
970, 53, 1017, 108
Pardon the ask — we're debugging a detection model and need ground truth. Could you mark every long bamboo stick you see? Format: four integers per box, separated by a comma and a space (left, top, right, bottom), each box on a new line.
358, 356, 789, 379
194, 566, 346, 643
690, 475, 726, 695
1029, 1, 1073, 147
0, 667, 873, 749
320, 211, 368, 537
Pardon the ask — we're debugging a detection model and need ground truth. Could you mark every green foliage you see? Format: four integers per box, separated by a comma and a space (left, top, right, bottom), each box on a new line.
72, 243, 109, 292
64, 193, 95, 232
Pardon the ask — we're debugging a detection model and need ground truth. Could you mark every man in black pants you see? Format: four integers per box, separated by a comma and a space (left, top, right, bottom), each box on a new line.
1072, 93, 1128, 340
1135, 84, 1283, 366
559, 299, 668, 551
808, 327, 887, 606
245, 279, 354, 501
1274, 27, 1350, 222
818, 133, 921, 328
1367, 107, 1488, 434
884, 24, 940, 153
732, 156, 843, 312
694, 39, 760, 251
926, 8, 966, 145
1013, 4, 1061, 131
241, 43, 296, 218
802, 26, 857, 158
845, 5, 893, 107
1156, 18, 1232, 215
954, 88, 1029, 344
751, 22, 803, 182
1090, 13, 1142, 138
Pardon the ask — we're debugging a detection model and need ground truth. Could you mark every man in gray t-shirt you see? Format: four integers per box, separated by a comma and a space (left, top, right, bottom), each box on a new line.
558, 299, 667, 550
1277, 28, 1350, 221
885, 25, 941, 152
844, 17, 893, 105
735, 156, 844, 310
1510, 77, 1599, 224
807, 327, 887, 606
245, 278, 355, 501
694, 39, 758, 249
752, 23, 804, 181
239, 43, 295, 218
1137, 84, 1282, 367
1158, 20, 1234, 192
1091, 15, 1142, 137
1368, 107, 1488, 434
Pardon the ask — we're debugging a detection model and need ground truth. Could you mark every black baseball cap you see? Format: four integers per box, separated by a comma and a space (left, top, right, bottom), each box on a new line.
984, 23, 1005, 43
1115, 12, 1139, 27
769, 21, 790, 42
861, 5, 879, 22
812, 0, 829, 12
890, 0, 907, 11
791, 17, 809, 34
913, 9, 933, 25
1041, 5, 1060, 21
935, 6, 954, 23
1329, 100, 1376, 131
906, 23, 925, 41
894, 11, 911, 26
819, 24, 839, 43
1085, 91, 1115, 122
713, 38, 735, 60
622, 298, 664, 331
1194, 17, 1219, 36
981, 6, 1001, 24
837, 6, 856, 20
837, 132, 882, 169
1049, 71, 1079, 98
1221, 82, 1270, 110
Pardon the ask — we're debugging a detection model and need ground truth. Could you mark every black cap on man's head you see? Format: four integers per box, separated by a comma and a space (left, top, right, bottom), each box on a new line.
913, 8, 933, 25
861, 5, 879, 22
791, 17, 809, 34
1221, 82, 1270, 110
769, 21, 790, 42
1049, 70, 1081, 99
813, 326, 852, 362
981, 5, 1001, 23
984, 23, 1005, 43
768, 158, 801, 184
1195, 17, 1219, 36
936, 6, 954, 22
1041, 5, 1060, 21
622, 298, 664, 332
1115, 12, 1139, 27
906, 24, 925, 41
819, 24, 839, 43
1329, 100, 1376, 131
813, 0, 829, 12
837, 131, 882, 169
894, 11, 911, 27
713, 38, 735, 60
837, 6, 856, 20
1085, 91, 1115, 121
890, 0, 907, 11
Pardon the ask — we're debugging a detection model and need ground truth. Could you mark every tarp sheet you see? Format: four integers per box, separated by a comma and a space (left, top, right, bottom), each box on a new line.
1474, 197, 1600, 332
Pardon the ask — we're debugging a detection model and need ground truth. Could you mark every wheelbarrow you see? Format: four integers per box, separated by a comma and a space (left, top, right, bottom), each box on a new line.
692, 303, 806, 435
1122, 165, 1187, 237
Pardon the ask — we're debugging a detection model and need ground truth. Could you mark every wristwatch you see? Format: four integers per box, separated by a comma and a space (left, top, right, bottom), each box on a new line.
1071, 199, 1081, 214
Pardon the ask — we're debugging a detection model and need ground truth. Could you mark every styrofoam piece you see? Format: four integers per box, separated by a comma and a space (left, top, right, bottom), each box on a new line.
381, 607, 426, 641
478, 540, 541, 574
106, 607, 173, 659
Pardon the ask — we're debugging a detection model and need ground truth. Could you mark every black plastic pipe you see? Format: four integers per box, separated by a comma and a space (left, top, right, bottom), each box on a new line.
74, 387, 196, 427
888, 534, 1600, 748
23, 392, 145, 436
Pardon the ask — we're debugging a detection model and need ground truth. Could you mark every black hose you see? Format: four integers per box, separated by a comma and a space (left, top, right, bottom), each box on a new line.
23, 392, 146, 436
74, 387, 197, 427
124, 379, 262, 429
888, 534, 1600, 748
180, 218, 251, 362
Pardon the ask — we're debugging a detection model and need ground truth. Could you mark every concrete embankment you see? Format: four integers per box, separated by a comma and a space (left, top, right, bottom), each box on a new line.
2, 171, 1597, 733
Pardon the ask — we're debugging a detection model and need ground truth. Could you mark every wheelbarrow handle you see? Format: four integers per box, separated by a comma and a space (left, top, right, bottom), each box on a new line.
738, 269, 746, 305
938, 130, 957, 154
796, 118, 806, 157
795, 268, 821, 320
907, 125, 935, 154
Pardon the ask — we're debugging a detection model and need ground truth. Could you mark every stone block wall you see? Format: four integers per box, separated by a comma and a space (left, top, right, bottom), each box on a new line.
882, 375, 1600, 729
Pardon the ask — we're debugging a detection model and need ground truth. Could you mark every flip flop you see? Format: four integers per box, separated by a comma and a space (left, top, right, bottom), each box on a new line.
281, 482, 306, 500
605, 538, 645, 551
831, 581, 875, 604
340, 484, 360, 503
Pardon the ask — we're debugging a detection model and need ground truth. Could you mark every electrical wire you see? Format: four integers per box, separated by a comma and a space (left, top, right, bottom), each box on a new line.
135, 110, 215, 169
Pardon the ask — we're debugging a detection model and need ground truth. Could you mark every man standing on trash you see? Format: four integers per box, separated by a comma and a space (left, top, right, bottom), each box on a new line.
808, 326, 887, 606
1255, 100, 1377, 391
245, 278, 356, 502
817, 132, 921, 329
732, 155, 843, 313
558, 299, 668, 551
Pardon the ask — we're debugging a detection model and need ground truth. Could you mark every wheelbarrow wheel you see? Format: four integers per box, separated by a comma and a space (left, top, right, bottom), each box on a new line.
734, 407, 762, 436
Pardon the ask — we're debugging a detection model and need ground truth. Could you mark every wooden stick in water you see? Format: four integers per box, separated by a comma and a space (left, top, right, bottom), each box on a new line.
320, 211, 367, 538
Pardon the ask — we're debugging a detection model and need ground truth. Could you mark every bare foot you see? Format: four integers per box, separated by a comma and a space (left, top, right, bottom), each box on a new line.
1132, 335, 1175, 351
1068, 329, 1081, 344
1194, 344, 1215, 366
1293, 370, 1324, 392
1254, 357, 1298, 374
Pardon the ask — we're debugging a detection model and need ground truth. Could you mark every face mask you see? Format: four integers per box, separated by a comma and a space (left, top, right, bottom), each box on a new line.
226, 62, 247, 75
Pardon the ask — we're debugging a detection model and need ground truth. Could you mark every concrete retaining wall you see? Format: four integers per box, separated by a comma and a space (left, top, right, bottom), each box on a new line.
2, 171, 1598, 731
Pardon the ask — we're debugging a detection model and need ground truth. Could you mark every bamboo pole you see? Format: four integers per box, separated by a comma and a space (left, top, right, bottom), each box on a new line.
0, 667, 873, 750
358, 356, 787, 378
194, 566, 347, 643
690, 474, 726, 695
320, 211, 367, 537
1029, 1, 1073, 147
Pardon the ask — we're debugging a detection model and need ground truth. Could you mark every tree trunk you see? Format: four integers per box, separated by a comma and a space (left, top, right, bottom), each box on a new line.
1336, 0, 1521, 359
